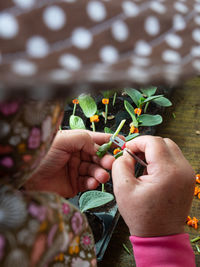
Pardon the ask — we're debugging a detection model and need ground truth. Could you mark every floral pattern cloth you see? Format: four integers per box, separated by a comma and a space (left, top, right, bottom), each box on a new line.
0, 100, 97, 266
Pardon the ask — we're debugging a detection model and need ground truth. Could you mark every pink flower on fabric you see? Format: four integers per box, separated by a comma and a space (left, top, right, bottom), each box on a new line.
28, 203, 47, 222
47, 224, 58, 247
0, 101, 19, 116
28, 128, 41, 149
71, 212, 83, 235
80, 232, 94, 250
0, 157, 14, 168
0, 235, 5, 261
62, 203, 70, 215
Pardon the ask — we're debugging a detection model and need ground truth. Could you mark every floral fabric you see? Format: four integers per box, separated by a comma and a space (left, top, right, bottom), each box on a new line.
0, 100, 97, 266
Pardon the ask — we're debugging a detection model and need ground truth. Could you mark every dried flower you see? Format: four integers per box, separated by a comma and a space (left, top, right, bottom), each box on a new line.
194, 186, 200, 196
102, 98, 109, 105
113, 148, 122, 155
130, 125, 139, 134
90, 115, 99, 123
134, 108, 142, 115
187, 216, 199, 229
72, 99, 79, 105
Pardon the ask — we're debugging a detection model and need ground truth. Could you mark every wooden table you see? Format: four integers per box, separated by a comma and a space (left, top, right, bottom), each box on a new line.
98, 82, 200, 266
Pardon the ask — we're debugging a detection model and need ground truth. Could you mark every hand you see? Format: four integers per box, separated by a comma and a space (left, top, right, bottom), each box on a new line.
112, 136, 195, 237
25, 130, 115, 198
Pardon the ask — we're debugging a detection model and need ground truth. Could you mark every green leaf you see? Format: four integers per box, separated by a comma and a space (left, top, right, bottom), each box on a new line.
142, 95, 163, 104
69, 115, 86, 130
104, 127, 114, 134
78, 94, 97, 118
79, 190, 114, 212
140, 86, 157, 97
124, 88, 143, 107
125, 133, 139, 142
124, 100, 138, 127
139, 114, 163, 126
101, 90, 114, 98
153, 96, 172, 107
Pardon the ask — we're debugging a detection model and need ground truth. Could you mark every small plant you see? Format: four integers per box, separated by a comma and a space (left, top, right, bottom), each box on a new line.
69, 98, 86, 130
79, 190, 114, 213
124, 87, 172, 131
96, 119, 126, 158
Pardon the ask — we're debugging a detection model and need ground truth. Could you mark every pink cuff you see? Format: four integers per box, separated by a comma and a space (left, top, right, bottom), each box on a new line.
130, 233, 195, 267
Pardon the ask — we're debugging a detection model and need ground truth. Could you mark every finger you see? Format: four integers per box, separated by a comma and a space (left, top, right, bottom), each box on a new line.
79, 162, 110, 183
163, 138, 183, 158
68, 152, 80, 195
126, 135, 170, 164
86, 130, 125, 145
78, 176, 100, 192
92, 154, 115, 170
112, 153, 137, 195
54, 130, 96, 156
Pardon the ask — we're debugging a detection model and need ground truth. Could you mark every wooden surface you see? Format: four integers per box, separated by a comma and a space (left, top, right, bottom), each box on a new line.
98, 83, 200, 267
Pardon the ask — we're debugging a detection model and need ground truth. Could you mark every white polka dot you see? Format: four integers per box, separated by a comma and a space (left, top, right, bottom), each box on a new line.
134, 41, 152, 56
87, 1, 106, 22
13, 0, 35, 9
195, 16, 200, 25
131, 56, 151, 67
192, 29, 200, 43
99, 46, 119, 64
122, 1, 139, 17
127, 67, 150, 83
0, 13, 18, 39
162, 50, 181, 63
191, 46, 200, 57
164, 65, 181, 84
195, 4, 200, 12
49, 69, 71, 81
43, 6, 66, 30
145, 16, 160, 36
26, 36, 49, 58
111, 20, 129, 42
150, 1, 166, 14
174, 2, 188, 13
173, 14, 186, 31
12, 60, 37, 76
165, 33, 182, 49
59, 54, 81, 71
71, 28, 93, 49
193, 60, 200, 71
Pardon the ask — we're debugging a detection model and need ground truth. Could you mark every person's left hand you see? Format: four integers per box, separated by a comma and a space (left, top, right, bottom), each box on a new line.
25, 130, 115, 198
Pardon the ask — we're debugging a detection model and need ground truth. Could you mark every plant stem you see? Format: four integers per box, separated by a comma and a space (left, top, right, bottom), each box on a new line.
105, 104, 108, 124
102, 183, 105, 192
144, 102, 149, 113
196, 244, 200, 253
191, 236, 200, 243
122, 243, 131, 255
72, 104, 77, 116
113, 119, 126, 138
113, 92, 117, 106
92, 122, 95, 132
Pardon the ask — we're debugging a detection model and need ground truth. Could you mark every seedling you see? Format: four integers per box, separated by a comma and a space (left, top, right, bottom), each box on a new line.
69, 98, 86, 130
96, 119, 126, 158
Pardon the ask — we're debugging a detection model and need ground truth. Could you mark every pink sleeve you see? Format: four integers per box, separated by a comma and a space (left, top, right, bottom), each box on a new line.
130, 233, 195, 267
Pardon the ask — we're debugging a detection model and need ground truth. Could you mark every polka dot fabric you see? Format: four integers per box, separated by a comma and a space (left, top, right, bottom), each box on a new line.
0, 0, 200, 96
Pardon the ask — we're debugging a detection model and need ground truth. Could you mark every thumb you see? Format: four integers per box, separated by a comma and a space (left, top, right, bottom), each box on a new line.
112, 152, 137, 196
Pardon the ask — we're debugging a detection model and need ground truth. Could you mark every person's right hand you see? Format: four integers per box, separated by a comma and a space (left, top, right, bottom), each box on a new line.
112, 136, 195, 237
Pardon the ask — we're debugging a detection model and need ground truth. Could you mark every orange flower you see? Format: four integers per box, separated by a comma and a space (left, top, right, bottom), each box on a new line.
90, 115, 99, 123
113, 148, 122, 155
187, 216, 199, 229
102, 98, 109, 105
72, 99, 79, 104
54, 253, 64, 262
196, 174, 200, 184
134, 108, 142, 115
69, 236, 80, 255
130, 125, 139, 134
194, 186, 200, 196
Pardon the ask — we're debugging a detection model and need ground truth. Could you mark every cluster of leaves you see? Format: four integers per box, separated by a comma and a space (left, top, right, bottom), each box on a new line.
67, 87, 172, 213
